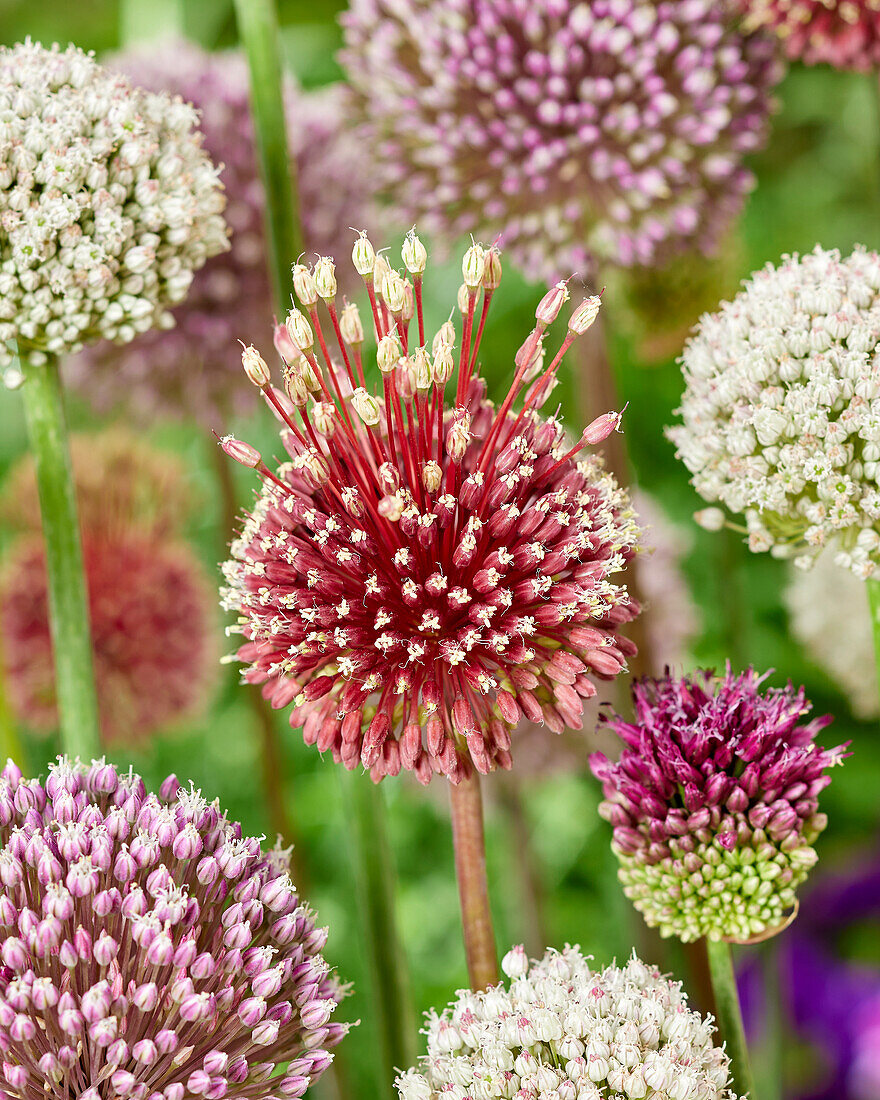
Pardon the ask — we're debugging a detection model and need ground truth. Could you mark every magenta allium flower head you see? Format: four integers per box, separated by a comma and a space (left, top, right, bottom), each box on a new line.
67, 42, 378, 423
0, 757, 346, 1100
590, 668, 844, 943
221, 234, 641, 785
739, 0, 880, 70
340, 0, 781, 281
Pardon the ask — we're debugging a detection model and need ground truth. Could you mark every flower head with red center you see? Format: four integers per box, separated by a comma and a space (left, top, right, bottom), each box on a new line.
591, 668, 844, 943
740, 0, 880, 70
221, 233, 641, 785
0, 757, 347, 1100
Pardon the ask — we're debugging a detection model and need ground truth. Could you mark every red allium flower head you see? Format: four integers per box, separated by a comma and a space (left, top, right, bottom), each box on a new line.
221, 234, 641, 785
341, 0, 782, 281
0, 757, 347, 1100
0, 431, 216, 745
66, 42, 380, 424
740, 0, 880, 70
591, 668, 845, 943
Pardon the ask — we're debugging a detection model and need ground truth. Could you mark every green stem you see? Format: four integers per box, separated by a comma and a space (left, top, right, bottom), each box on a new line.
866, 577, 880, 701
233, 0, 302, 310
339, 771, 416, 1089
18, 353, 101, 760
706, 938, 755, 1099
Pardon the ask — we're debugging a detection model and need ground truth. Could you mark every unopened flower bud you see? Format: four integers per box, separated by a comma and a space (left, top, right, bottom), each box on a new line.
401, 280, 414, 322
382, 270, 407, 314
285, 309, 314, 354
273, 321, 298, 363
582, 411, 622, 446
457, 282, 471, 313
422, 461, 442, 493
313, 257, 337, 300
373, 254, 392, 298
569, 295, 602, 335
302, 450, 329, 487
338, 302, 364, 345
284, 368, 308, 407
432, 320, 455, 355
292, 264, 317, 307
241, 345, 270, 387
221, 436, 260, 469
311, 402, 336, 437
432, 343, 455, 386
300, 358, 322, 393
412, 346, 432, 391
377, 333, 402, 373
352, 232, 375, 277
482, 247, 502, 290
402, 231, 427, 275
446, 417, 471, 463
351, 388, 381, 426
378, 463, 400, 494
536, 281, 570, 326
694, 507, 726, 532
378, 494, 405, 521
397, 358, 416, 400
462, 243, 485, 288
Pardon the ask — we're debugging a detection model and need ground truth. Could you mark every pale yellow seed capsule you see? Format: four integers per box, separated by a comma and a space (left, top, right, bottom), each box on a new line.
432, 343, 455, 386
292, 263, 317, 307
462, 242, 485, 288
285, 308, 314, 354
377, 333, 402, 373
241, 345, 270, 386
412, 346, 432, 391
339, 302, 364, 345
313, 256, 337, 299
352, 232, 375, 277
352, 387, 381, 426
422, 461, 442, 493
382, 270, 407, 314
402, 230, 427, 275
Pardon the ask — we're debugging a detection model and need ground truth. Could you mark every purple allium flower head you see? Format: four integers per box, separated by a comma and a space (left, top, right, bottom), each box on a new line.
0, 757, 347, 1100
67, 42, 379, 424
590, 668, 844, 942
220, 234, 641, 785
340, 0, 781, 282
739, 1, 880, 70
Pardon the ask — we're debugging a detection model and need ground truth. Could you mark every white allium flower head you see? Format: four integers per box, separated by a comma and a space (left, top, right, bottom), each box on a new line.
668, 245, 880, 577
786, 550, 878, 719
0, 39, 228, 374
396, 945, 740, 1100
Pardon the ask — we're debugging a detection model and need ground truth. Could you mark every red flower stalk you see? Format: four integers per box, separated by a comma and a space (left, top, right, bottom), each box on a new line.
221, 233, 641, 785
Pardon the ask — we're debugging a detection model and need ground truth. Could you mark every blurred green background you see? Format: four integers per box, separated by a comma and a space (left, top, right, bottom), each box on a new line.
1, 2, 879, 1098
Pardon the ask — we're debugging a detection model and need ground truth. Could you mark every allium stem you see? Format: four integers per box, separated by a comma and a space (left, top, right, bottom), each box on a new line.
233, 0, 303, 310
705, 938, 755, 1100
449, 773, 499, 989
18, 353, 101, 759
866, 576, 880, 702
340, 771, 416, 1086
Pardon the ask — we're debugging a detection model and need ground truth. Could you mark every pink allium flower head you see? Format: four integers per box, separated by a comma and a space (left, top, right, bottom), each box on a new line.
591, 668, 844, 942
740, 0, 880, 70
221, 234, 641, 785
0, 431, 216, 745
340, 0, 781, 281
0, 757, 346, 1100
67, 42, 378, 424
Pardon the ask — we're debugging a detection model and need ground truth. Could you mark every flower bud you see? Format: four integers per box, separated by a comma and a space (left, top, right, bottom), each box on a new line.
482, 247, 502, 290
311, 402, 336, 437
285, 309, 314, 355
402, 231, 427, 275
338, 302, 364, 345
432, 343, 455, 386
382, 270, 407, 314
377, 333, 402, 373
446, 417, 471, 463
373, 254, 392, 298
412, 346, 432, 391
292, 264, 317, 307
401, 280, 414, 322
582, 411, 622, 446
536, 281, 570, 325
457, 282, 471, 313
221, 436, 261, 469
569, 295, 602, 334
284, 368, 309, 408
432, 320, 455, 355
378, 464, 400, 494
313, 257, 337, 300
694, 507, 726, 532
351, 388, 381, 426
241, 345, 270, 387
422, 461, 442, 493
351, 232, 375, 277
462, 243, 485, 288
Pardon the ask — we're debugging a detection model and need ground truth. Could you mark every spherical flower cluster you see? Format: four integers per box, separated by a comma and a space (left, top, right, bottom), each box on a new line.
739, 0, 880, 70
221, 233, 641, 785
341, 0, 780, 281
66, 44, 377, 423
786, 550, 878, 719
668, 246, 880, 577
396, 945, 739, 1100
0, 40, 227, 375
591, 669, 843, 943
0, 757, 346, 1100
0, 431, 216, 744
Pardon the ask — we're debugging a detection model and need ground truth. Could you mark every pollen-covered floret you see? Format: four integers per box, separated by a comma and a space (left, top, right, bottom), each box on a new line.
396, 944, 741, 1100
668, 245, 880, 578
0, 40, 227, 375
221, 233, 641, 784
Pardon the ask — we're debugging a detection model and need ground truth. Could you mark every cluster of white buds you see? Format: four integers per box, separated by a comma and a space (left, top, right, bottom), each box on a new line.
396, 946, 738, 1100
0, 40, 228, 376
669, 246, 880, 577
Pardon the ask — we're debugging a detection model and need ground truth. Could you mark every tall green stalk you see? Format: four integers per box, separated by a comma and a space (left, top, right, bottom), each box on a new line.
866, 577, 880, 699
233, 0, 415, 1087
706, 938, 755, 1100
18, 353, 101, 761
341, 772, 416, 1088
233, 0, 302, 308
